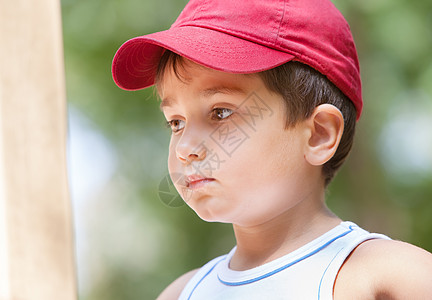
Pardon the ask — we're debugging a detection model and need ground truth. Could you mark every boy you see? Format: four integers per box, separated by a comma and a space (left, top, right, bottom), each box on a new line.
112, 0, 432, 299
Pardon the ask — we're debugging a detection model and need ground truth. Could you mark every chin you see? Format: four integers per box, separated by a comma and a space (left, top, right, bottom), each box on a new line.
191, 206, 232, 224
194, 211, 218, 223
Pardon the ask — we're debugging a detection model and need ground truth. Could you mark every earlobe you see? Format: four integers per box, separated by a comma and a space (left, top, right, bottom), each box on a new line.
304, 104, 344, 166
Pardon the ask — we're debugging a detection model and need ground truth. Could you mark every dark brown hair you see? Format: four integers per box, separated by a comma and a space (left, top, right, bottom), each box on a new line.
155, 50, 357, 186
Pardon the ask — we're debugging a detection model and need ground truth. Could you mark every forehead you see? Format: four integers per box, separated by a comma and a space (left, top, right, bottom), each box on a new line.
157, 57, 262, 109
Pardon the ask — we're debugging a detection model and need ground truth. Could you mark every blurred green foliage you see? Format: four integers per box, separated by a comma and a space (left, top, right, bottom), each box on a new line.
61, 0, 432, 299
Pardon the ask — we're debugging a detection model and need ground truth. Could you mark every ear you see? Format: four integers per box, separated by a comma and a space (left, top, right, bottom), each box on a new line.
304, 104, 344, 166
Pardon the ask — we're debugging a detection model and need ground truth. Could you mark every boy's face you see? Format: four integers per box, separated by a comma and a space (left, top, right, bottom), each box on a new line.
159, 58, 318, 227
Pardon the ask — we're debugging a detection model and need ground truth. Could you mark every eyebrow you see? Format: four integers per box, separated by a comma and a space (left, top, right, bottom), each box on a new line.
159, 97, 174, 110
159, 86, 246, 110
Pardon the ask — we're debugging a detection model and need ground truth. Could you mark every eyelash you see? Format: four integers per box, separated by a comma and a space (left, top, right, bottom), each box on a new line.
165, 119, 182, 132
211, 107, 233, 121
165, 108, 234, 133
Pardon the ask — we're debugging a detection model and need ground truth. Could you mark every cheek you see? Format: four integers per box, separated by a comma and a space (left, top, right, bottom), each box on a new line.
223, 132, 305, 197
229, 129, 299, 175
167, 137, 178, 173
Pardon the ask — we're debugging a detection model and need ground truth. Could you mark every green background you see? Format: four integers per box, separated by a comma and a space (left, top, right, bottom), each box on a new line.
61, 0, 432, 299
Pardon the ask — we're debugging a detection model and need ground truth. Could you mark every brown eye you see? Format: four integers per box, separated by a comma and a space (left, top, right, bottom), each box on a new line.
211, 108, 233, 120
166, 119, 185, 132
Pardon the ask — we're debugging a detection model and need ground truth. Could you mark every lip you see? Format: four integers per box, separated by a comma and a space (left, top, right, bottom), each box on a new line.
185, 175, 215, 189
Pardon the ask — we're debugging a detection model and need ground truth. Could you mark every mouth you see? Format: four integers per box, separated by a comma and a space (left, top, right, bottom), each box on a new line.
185, 175, 215, 189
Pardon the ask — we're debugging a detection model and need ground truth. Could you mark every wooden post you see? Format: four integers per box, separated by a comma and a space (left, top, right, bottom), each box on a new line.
0, 0, 77, 299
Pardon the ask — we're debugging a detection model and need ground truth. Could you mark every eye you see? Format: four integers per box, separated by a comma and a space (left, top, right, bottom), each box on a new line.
166, 119, 185, 133
211, 108, 233, 120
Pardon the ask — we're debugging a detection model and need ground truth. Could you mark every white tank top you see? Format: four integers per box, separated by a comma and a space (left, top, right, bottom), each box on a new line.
178, 221, 390, 300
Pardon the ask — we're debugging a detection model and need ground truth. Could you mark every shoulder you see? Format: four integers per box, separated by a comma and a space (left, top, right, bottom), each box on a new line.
334, 238, 432, 299
156, 269, 199, 300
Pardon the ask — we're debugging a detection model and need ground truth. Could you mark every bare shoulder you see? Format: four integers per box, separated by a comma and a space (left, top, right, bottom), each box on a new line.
156, 269, 199, 300
334, 239, 432, 299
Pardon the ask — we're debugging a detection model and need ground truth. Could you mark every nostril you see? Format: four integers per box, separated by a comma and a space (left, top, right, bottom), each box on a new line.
176, 142, 207, 163
186, 153, 199, 163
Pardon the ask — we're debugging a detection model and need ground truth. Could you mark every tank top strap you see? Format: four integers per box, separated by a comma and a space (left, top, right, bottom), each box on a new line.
317, 221, 391, 299
178, 254, 227, 300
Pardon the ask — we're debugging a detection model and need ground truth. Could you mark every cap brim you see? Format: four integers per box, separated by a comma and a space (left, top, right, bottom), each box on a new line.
112, 26, 295, 90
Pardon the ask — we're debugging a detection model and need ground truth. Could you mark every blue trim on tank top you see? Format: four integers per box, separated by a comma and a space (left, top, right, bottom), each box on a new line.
317, 246, 345, 299
217, 226, 354, 286
187, 256, 226, 300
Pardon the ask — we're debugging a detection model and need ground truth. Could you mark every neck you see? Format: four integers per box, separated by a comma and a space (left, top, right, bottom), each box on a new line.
230, 196, 340, 271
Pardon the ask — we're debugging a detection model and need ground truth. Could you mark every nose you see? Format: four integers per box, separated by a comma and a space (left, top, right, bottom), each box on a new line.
175, 130, 207, 164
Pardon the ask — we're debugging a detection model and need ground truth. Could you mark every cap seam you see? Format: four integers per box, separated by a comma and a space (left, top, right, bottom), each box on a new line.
175, 23, 283, 51
275, 0, 287, 46
191, 0, 208, 21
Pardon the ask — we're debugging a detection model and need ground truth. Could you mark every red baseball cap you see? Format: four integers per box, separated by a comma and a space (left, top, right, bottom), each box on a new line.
112, 0, 363, 119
